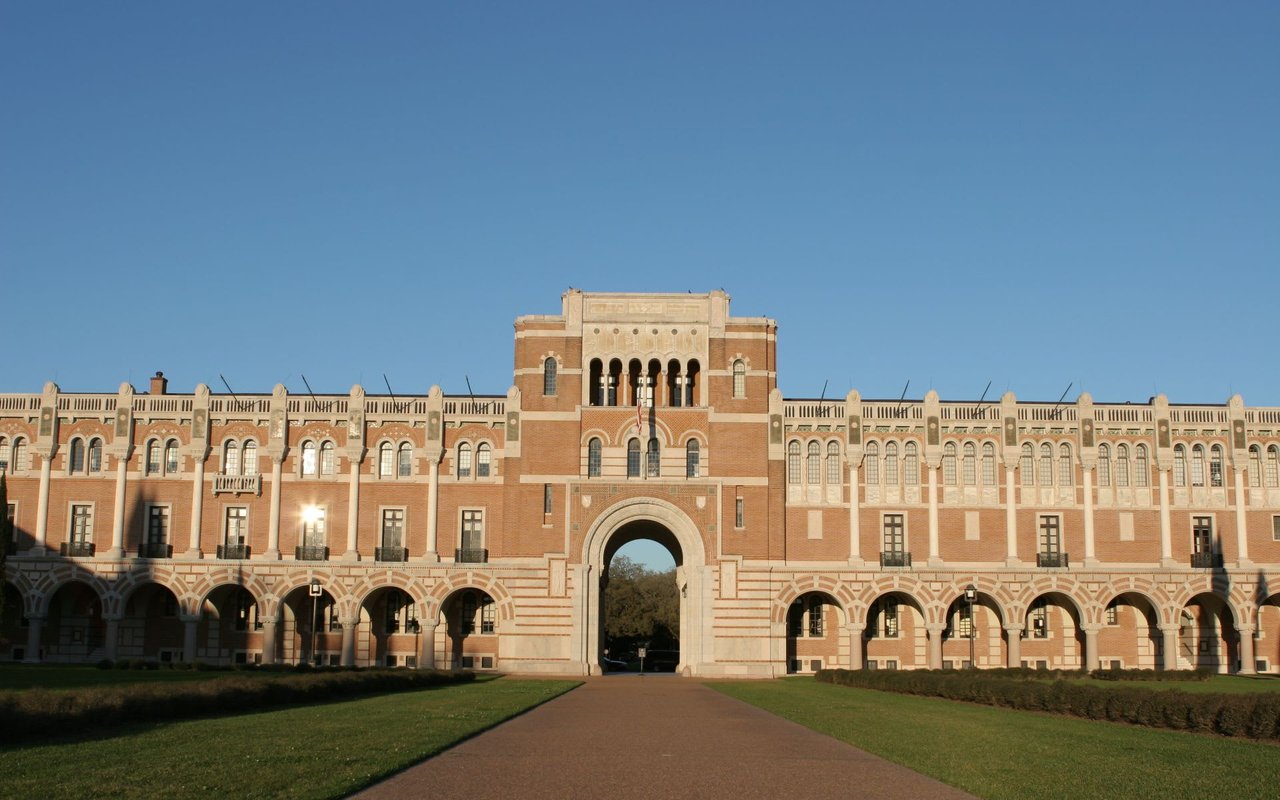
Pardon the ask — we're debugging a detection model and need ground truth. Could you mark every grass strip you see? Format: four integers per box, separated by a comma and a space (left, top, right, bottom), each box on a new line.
0, 677, 579, 800
0, 663, 251, 691
710, 678, 1280, 800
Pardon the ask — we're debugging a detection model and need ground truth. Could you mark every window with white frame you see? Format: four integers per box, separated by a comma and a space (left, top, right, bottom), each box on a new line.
732, 359, 746, 398
1106, 604, 1118, 625
587, 438, 602, 477
1135, 444, 1149, 487
787, 441, 801, 484
735, 496, 744, 529
627, 439, 641, 477
302, 508, 326, 548
477, 442, 492, 477
903, 441, 918, 486
942, 442, 956, 485
460, 510, 484, 555
1267, 445, 1280, 488
0, 436, 7, 472
457, 443, 472, 478
1039, 443, 1054, 486
1173, 444, 1187, 487
165, 439, 178, 474
1058, 443, 1071, 486
646, 438, 660, 477
378, 442, 393, 477
543, 357, 557, 396
225, 507, 248, 547
1098, 443, 1111, 486
397, 443, 412, 477
955, 603, 973, 638
1116, 444, 1130, 487
1020, 443, 1034, 486
89, 438, 103, 474
686, 440, 700, 478
1192, 516, 1213, 555
321, 441, 336, 475
1249, 445, 1263, 488
1038, 515, 1061, 555
70, 438, 86, 474
1209, 445, 1224, 487
807, 440, 820, 484
1191, 444, 1206, 487
865, 442, 880, 484
981, 442, 995, 485
70, 504, 93, 546
224, 441, 241, 476
883, 513, 905, 555
884, 441, 899, 485
303, 441, 319, 476
881, 597, 900, 638
1030, 601, 1048, 638
962, 442, 976, 486
381, 508, 404, 549
242, 440, 258, 475
826, 441, 840, 485
10, 437, 27, 473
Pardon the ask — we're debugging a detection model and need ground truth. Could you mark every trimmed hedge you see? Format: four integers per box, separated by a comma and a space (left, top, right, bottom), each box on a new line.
0, 669, 475, 743
815, 668, 1280, 740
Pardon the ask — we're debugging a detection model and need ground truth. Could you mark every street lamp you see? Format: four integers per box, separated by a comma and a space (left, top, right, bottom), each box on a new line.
308, 578, 322, 666
964, 584, 978, 669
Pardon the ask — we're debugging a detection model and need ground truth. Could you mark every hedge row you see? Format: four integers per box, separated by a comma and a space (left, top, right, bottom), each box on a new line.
935, 666, 1211, 683
0, 669, 475, 743
815, 668, 1280, 740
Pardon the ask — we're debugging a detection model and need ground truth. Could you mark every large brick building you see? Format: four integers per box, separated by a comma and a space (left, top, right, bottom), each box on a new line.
3, 290, 1279, 676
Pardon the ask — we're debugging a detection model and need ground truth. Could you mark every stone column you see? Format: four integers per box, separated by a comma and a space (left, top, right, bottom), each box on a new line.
24, 616, 45, 662
1004, 624, 1023, 668
1236, 626, 1256, 675
848, 462, 861, 564
109, 457, 128, 558
845, 623, 865, 670
926, 467, 941, 566
266, 457, 283, 560
33, 458, 52, 554
343, 461, 360, 561
103, 615, 121, 662
1082, 626, 1100, 672
425, 459, 440, 560
1004, 465, 1019, 565
1233, 470, 1250, 567
182, 615, 199, 663
418, 607, 438, 670
1160, 624, 1181, 671
1082, 466, 1097, 566
261, 619, 279, 665
1158, 469, 1174, 566
186, 458, 205, 558
926, 624, 945, 669
340, 616, 357, 666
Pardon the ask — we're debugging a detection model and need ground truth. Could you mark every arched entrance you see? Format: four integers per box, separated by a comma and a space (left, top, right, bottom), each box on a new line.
47, 581, 107, 663
439, 588, 498, 670
578, 498, 707, 676
602, 530, 681, 672
786, 592, 841, 673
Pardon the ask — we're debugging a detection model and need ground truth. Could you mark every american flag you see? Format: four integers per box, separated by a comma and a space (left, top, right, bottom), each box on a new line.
635, 388, 644, 435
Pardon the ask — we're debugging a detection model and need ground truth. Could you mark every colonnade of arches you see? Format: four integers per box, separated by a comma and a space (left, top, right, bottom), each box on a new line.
587, 357, 701, 408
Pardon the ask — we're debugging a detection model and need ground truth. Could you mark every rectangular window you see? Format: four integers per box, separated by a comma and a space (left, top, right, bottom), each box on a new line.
1039, 515, 1061, 554
808, 599, 824, 637
543, 484, 553, 515
883, 598, 899, 638
1031, 603, 1048, 638
883, 514, 904, 553
461, 510, 484, 552
225, 507, 248, 546
71, 504, 93, 544
480, 598, 495, 634
1106, 605, 1118, 625
1192, 516, 1213, 554
956, 604, 973, 638
735, 496, 744, 529
1273, 515, 1280, 541
147, 506, 169, 545
381, 508, 404, 549
303, 508, 327, 547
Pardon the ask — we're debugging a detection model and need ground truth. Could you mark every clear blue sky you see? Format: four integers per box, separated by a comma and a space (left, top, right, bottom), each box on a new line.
3, 2, 1277, 407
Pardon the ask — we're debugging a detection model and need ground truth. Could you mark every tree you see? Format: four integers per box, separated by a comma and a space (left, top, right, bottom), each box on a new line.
603, 555, 680, 649
0, 472, 8, 623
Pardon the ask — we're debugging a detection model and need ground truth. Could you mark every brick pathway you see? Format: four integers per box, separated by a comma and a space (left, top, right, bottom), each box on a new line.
352, 676, 976, 800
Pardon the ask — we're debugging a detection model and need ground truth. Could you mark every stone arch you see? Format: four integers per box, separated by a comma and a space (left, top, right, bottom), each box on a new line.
429, 573, 516, 624
936, 578, 1011, 628
856, 575, 935, 624
773, 575, 857, 626
1013, 575, 1091, 624
267, 572, 353, 621
34, 564, 112, 617
190, 569, 273, 611
352, 570, 431, 614
112, 566, 192, 616
1098, 577, 1172, 626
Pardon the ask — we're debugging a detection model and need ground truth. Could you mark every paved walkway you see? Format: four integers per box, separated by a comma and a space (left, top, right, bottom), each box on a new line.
352, 676, 975, 800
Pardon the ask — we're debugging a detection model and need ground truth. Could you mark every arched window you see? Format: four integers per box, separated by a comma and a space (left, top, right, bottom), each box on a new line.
164, 439, 179, 474
0, 436, 7, 472
88, 437, 103, 473
1116, 444, 1130, 487
1058, 443, 1071, 486
884, 442, 898, 485
144, 440, 159, 475
686, 440, 700, 478
543, 357, 557, 396
224, 441, 240, 476
826, 441, 841, 485
865, 442, 880, 485
903, 441, 918, 486
807, 441, 821, 484
13, 437, 27, 472
242, 440, 258, 476
457, 442, 472, 478
1267, 446, 1280, 488
303, 441, 319, 476
1209, 444, 1224, 487
787, 441, 801, 485
1191, 444, 1205, 487
1173, 444, 1187, 487
982, 442, 996, 485
646, 438, 660, 477
69, 438, 86, 473
962, 442, 976, 485
379, 442, 395, 477
627, 439, 641, 477
1039, 443, 1053, 486
587, 438, 602, 477
942, 442, 957, 485
732, 360, 746, 399
1020, 443, 1034, 486
1097, 444, 1111, 487
1135, 444, 1149, 487
398, 443, 412, 477
1249, 445, 1262, 488
320, 441, 336, 475
477, 442, 492, 477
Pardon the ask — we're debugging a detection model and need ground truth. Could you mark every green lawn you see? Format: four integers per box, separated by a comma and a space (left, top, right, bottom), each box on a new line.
0, 677, 579, 799
710, 678, 1280, 800
0, 663, 244, 691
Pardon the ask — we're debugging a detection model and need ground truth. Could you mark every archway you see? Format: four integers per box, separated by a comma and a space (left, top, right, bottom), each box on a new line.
359, 587, 422, 668
440, 588, 498, 670
2, 581, 26, 660
122, 582, 183, 664
865, 591, 926, 670
1021, 592, 1084, 670
1099, 592, 1162, 670
941, 591, 1005, 669
199, 585, 263, 666
1179, 593, 1236, 672
279, 584, 339, 666
47, 581, 106, 663
602, 534, 681, 672
578, 498, 707, 676
785, 592, 842, 673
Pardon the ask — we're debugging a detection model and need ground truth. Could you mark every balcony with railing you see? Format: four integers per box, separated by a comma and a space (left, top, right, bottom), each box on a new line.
295, 545, 329, 561
217, 544, 251, 560
1036, 552, 1069, 568
60, 541, 95, 558
374, 546, 407, 562
213, 474, 261, 495
138, 542, 172, 559
879, 551, 912, 568
455, 548, 488, 564
1191, 552, 1223, 569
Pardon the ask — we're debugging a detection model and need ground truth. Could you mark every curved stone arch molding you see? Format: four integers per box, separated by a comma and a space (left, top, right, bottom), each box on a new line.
1013, 575, 1092, 625
932, 577, 1015, 626
429, 572, 517, 626
263, 571, 354, 622
111, 565, 192, 616
613, 417, 678, 448
1169, 577, 1250, 627
1098, 577, 1175, 627
772, 574, 858, 626
579, 427, 611, 446
189, 569, 274, 611
33, 563, 117, 617
581, 496, 707, 568
3, 568, 41, 617
349, 570, 432, 615
855, 574, 937, 625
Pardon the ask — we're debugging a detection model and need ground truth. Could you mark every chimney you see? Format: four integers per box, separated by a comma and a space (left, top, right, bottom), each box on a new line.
150, 371, 168, 395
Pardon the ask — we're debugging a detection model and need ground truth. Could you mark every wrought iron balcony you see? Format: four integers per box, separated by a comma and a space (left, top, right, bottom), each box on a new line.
213, 474, 262, 496
879, 551, 911, 568
217, 544, 251, 560
1036, 551, 1069, 568
374, 546, 407, 562
455, 548, 488, 564
1191, 552, 1223, 569
138, 542, 172, 559
295, 545, 329, 561
60, 541, 95, 557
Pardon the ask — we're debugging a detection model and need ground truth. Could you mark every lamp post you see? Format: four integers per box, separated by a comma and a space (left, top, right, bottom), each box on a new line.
964, 584, 977, 669
308, 578, 321, 666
